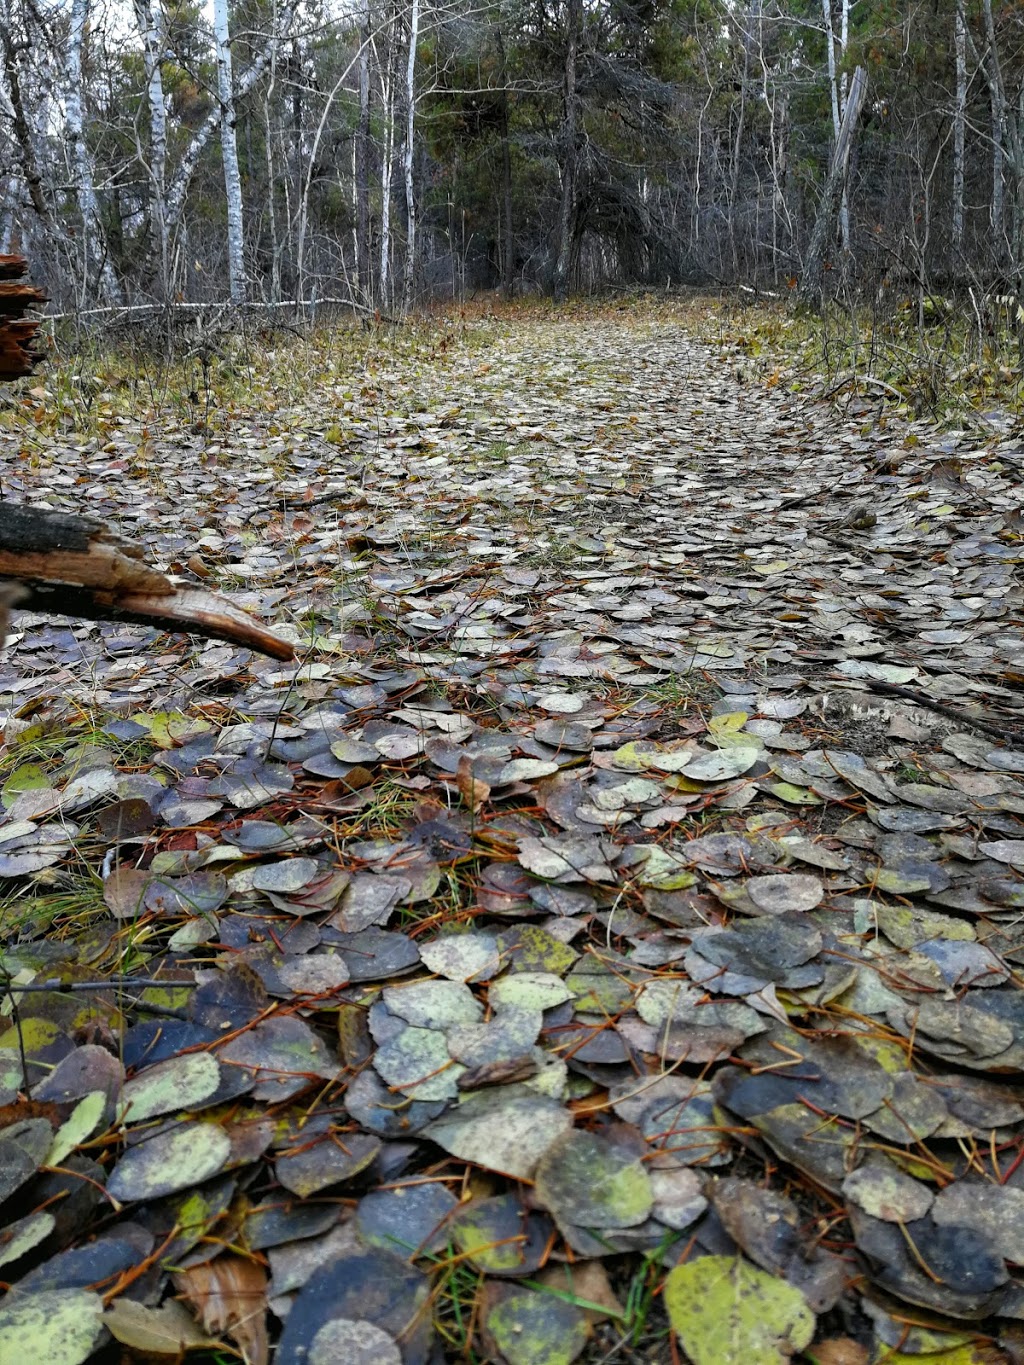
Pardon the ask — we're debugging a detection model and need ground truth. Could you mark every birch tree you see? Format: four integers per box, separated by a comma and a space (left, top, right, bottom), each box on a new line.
952, 0, 966, 253
214, 0, 246, 302
164, 0, 299, 245
378, 4, 397, 307
401, 0, 420, 313
551, 0, 583, 301
67, 0, 121, 302
821, 0, 850, 253
133, 0, 169, 296
355, 0, 372, 304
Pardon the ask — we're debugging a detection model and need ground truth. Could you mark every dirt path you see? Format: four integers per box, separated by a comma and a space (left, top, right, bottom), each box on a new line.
8, 312, 1023, 733
3, 308, 1024, 1363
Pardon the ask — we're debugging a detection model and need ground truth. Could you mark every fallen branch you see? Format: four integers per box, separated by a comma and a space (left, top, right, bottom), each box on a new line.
863, 678, 1022, 745
0, 504, 295, 660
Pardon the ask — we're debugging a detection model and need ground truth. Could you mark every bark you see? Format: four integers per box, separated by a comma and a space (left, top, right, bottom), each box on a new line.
953, 0, 966, 253
0, 254, 44, 377
0, 504, 294, 659
133, 0, 169, 297
551, 0, 583, 302
400, 0, 420, 314
355, 0, 372, 304
214, 0, 246, 303
495, 21, 514, 298
799, 64, 867, 304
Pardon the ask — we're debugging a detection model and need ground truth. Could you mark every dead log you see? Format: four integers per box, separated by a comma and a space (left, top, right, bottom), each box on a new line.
0, 260, 293, 660
0, 504, 295, 660
0, 254, 45, 377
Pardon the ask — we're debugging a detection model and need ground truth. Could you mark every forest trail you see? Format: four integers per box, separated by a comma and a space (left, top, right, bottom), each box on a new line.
3, 309, 1024, 1363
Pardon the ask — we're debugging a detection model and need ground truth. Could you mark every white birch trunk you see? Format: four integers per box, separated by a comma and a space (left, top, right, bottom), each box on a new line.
356, 0, 371, 303
67, 0, 121, 302
379, 20, 395, 308
401, 0, 419, 314
821, 0, 849, 252
164, 0, 297, 240
134, 0, 169, 296
214, 0, 246, 302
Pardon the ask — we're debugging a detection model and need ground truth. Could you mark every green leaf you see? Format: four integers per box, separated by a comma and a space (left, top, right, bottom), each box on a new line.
2, 763, 50, 804
120, 1052, 222, 1123
106, 1121, 231, 1202
0, 1289, 105, 1364
46, 1090, 107, 1165
485, 1289, 588, 1365
663, 1256, 815, 1365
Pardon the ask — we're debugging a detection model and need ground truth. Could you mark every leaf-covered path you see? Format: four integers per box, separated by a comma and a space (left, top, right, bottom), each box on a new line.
2, 303, 1024, 1364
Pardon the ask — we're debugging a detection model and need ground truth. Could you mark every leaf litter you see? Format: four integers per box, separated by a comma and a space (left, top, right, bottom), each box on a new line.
1, 300, 1024, 1360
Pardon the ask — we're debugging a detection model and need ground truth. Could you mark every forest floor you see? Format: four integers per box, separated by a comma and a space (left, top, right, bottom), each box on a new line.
1, 297, 1024, 1364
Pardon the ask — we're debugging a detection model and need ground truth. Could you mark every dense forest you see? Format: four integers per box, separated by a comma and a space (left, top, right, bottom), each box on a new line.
0, 0, 1016, 316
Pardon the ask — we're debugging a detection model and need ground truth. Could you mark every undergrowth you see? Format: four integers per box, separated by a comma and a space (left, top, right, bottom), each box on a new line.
704, 286, 1024, 430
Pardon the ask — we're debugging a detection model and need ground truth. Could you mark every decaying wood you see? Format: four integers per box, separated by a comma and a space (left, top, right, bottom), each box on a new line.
0, 504, 295, 660
0, 255, 45, 378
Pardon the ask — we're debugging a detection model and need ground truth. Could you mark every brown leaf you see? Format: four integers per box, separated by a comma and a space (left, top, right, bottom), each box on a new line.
807, 1341, 869, 1365
173, 1255, 269, 1365
104, 1297, 220, 1354
456, 753, 490, 812
534, 1260, 624, 1324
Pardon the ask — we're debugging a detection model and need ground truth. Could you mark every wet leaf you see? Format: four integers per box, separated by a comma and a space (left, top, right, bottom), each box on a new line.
534, 1130, 653, 1232
121, 1051, 222, 1122
0, 1289, 105, 1364
664, 1256, 815, 1364
423, 1089, 572, 1179
484, 1286, 588, 1365
106, 1121, 232, 1201
104, 1298, 220, 1353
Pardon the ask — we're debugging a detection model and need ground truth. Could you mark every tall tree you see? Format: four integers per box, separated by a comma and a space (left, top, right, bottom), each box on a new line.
355, 0, 372, 304
551, 0, 583, 301
133, 0, 169, 296
67, 0, 121, 301
214, 0, 246, 301
401, 0, 420, 313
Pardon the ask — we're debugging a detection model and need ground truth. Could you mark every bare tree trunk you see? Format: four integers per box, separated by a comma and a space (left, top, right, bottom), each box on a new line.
981, 0, 1006, 244
67, 0, 121, 303
0, 23, 52, 236
729, 0, 762, 280
799, 64, 867, 304
356, 0, 372, 305
133, 0, 168, 297
264, 45, 282, 303
495, 20, 514, 297
164, 0, 298, 241
401, 0, 420, 314
821, 0, 850, 253
953, 0, 967, 254
214, 0, 246, 302
551, 0, 582, 302
379, 8, 396, 308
